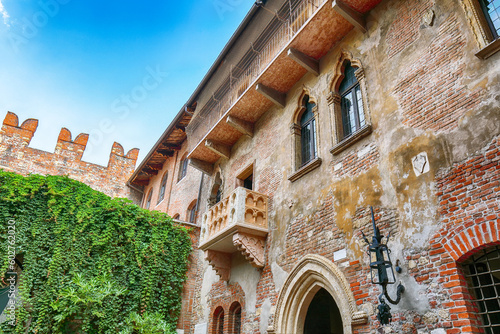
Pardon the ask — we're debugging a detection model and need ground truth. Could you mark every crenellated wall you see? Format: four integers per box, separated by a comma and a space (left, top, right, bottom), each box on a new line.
0, 111, 140, 201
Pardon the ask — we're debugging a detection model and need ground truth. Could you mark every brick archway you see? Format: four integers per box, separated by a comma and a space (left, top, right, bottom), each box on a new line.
429, 221, 500, 333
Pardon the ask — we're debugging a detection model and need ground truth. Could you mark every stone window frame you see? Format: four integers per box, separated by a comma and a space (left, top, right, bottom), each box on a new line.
157, 171, 168, 205
460, 0, 500, 59
288, 89, 322, 182
328, 51, 372, 156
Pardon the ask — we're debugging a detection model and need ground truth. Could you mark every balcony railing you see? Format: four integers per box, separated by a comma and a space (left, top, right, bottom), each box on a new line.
186, 0, 324, 153
199, 187, 269, 279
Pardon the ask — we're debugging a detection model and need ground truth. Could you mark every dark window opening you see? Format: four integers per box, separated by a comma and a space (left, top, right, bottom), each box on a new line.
215, 187, 222, 203
157, 172, 168, 204
300, 95, 317, 166
243, 174, 253, 190
179, 157, 189, 181
188, 201, 197, 224
339, 61, 365, 140
463, 245, 500, 333
480, 0, 500, 39
213, 307, 225, 334
145, 190, 152, 210
304, 288, 343, 334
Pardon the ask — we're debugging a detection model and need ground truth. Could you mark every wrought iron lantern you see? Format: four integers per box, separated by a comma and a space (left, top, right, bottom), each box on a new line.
362, 206, 405, 325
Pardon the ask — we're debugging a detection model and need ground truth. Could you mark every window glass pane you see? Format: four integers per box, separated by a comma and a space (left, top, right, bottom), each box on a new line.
356, 86, 365, 128
341, 91, 355, 137
481, 0, 500, 38
339, 61, 357, 94
301, 123, 312, 165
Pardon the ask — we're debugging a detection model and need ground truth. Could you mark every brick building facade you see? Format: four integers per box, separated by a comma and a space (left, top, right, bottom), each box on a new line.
2, 0, 499, 333
132, 0, 500, 333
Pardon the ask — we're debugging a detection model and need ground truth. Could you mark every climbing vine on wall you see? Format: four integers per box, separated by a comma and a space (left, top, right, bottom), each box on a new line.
0, 170, 192, 333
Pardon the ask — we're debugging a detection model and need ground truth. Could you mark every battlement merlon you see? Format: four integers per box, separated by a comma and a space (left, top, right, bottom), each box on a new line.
1, 111, 38, 145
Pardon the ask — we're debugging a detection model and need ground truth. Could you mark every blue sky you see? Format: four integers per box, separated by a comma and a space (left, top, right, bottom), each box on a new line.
0, 0, 253, 166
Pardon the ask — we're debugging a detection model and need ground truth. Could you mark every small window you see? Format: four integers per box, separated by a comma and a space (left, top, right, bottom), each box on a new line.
178, 156, 189, 181
339, 61, 365, 140
172, 213, 180, 220
300, 95, 317, 166
463, 245, 500, 333
479, 0, 500, 39
144, 189, 153, 210
229, 302, 242, 334
236, 164, 254, 190
213, 307, 225, 334
187, 200, 197, 224
157, 172, 168, 204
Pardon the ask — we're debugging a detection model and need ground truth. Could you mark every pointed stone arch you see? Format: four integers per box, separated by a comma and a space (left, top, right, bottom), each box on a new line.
268, 254, 367, 334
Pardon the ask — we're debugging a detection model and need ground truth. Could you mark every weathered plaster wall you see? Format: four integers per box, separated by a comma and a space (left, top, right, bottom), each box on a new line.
191, 0, 500, 332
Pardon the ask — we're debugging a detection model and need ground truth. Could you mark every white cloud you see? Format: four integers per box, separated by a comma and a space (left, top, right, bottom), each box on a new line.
0, 0, 9, 26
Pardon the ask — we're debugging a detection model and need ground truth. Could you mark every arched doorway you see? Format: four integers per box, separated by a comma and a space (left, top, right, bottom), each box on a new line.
304, 288, 343, 334
269, 254, 367, 334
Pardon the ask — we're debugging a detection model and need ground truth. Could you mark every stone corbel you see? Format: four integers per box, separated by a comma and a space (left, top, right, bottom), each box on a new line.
205, 250, 231, 281
233, 232, 266, 268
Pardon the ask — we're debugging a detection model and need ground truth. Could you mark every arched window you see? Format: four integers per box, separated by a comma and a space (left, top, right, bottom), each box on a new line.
329, 53, 372, 155
187, 200, 197, 224
144, 189, 153, 210
462, 245, 500, 332
157, 171, 168, 205
289, 92, 321, 182
212, 306, 225, 334
229, 302, 242, 334
479, 0, 500, 39
339, 61, 365, 139
178, 155, 189, 181
172, 213, 180, 220
300, 95, 317, 166
461, 0, 500, 59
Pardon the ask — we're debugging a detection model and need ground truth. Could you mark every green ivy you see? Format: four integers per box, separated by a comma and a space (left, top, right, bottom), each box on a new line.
0, 170, 192, 333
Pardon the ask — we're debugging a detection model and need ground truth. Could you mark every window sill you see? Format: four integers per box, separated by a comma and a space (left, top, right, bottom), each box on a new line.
330, 125, 372, 155
476, 38, 500, 59
288, 157, 322, 182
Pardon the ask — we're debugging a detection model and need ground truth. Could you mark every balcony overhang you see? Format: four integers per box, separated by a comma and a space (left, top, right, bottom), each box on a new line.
199, 187, 269, 280
187, 0, 381, 169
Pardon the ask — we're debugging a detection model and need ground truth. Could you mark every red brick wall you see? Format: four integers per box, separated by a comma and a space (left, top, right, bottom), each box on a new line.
392, 14, 483, 133
207, 281, 246, 334
0, 111, 139, 200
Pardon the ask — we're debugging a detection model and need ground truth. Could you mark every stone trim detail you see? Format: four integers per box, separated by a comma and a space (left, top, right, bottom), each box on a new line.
328, 51, 372, 150
205, 250, 231, 281
268, 254, 367, 334
233, 232, 266, 268
330, 125, 372, 155
288, 157, 322, 182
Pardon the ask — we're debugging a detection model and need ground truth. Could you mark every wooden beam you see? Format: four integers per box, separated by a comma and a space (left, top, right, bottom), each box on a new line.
287, 48, 319, 76
332, 0, 366, 33
255, 84, 286, 108
189, 158, 214, 175
156, 148, 174, 157
148, 163, 164, 170
226, 115, 254, 137
205, 140, 231, 159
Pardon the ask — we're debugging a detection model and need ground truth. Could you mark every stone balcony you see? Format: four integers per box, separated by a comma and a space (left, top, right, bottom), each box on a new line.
199, 187, 269, 280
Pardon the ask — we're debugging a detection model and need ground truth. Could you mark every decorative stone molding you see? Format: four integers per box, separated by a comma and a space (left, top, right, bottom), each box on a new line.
205, 250, 231, 281
288, 157, 322, 182
329, 51, 372, 152
268, 254, 367, 334
459, 0, 500, 59
233, 232, 266, 268
200, 187, 269, 279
